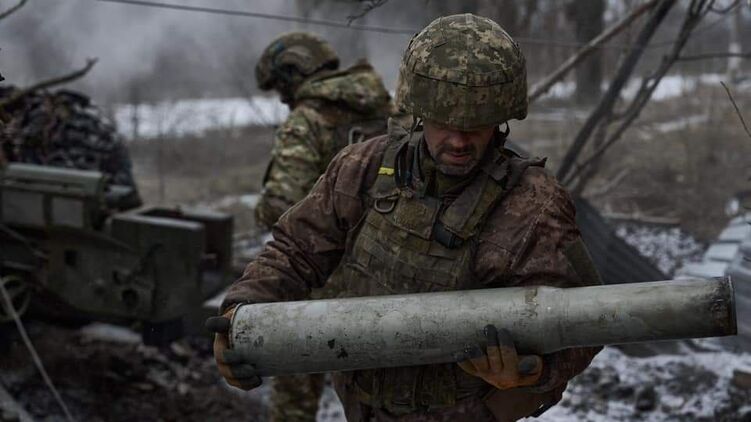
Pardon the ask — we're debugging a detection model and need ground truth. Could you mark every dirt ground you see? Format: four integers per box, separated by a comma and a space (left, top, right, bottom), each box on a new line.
1, 322, 267, 422
128, 125, 274, 234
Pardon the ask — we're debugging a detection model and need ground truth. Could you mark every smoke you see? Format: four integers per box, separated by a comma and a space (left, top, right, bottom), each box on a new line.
0, 0, 423, 105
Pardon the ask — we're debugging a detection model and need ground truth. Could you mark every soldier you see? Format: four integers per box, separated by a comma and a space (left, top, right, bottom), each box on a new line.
254, 32, 393, 229
214, 14, 601, 421
253, 32, 394, 421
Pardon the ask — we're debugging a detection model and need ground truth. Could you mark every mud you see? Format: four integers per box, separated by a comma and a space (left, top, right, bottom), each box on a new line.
0, 321, 266, 422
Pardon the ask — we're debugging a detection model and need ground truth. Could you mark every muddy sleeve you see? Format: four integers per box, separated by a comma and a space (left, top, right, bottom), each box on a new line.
255, 110, 324, 229
222, 139, 383, 312
508, 186, 602, 393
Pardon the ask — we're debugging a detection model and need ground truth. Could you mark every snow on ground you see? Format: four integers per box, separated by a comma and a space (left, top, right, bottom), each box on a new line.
539, 347, 751, 422
113, 96, 288, 139
112, 74, 730, 140
315, 346, 751, 422
197, 193, 261, 210
540, 74, 726, 102
613, 223, 705, 276
651, 113, 710, 134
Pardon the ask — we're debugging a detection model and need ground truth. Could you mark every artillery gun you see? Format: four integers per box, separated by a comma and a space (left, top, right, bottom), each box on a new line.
0, 163, 234, 345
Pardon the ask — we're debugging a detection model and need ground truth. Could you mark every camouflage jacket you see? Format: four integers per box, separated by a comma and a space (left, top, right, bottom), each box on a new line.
225, 133, 601, 418
254, 60, 392, 229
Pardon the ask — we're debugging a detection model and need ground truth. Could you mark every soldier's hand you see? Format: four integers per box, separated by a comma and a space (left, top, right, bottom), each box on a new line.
206, 307, 262, 391
455, 324, 543, 390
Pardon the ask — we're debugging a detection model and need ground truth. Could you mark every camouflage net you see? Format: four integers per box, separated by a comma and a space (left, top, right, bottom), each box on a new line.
0, 87, 138, 190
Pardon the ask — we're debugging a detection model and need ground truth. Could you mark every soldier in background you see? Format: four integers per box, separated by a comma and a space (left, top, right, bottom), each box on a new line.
254, 32, 393, 229
214, 14, 601, 421
253, 32, 393, 421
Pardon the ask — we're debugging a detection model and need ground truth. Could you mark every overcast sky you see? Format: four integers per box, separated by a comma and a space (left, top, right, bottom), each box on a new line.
0, 0, 423, 103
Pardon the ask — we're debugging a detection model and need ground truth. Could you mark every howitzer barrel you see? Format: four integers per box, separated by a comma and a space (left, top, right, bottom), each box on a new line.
230, 278, 736, 376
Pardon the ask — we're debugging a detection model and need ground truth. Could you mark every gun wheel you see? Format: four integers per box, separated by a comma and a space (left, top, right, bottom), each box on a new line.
0, 274, 32, 323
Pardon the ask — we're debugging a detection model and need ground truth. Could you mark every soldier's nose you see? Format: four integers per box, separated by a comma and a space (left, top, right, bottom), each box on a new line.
446, 135, 471, 150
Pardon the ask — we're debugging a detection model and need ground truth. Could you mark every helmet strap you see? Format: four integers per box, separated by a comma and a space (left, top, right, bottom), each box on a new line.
499, 122, 510, 138
495, 122, 510, 147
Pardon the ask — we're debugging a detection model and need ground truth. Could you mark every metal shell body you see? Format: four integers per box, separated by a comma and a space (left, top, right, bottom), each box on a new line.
230, 278, 736, 376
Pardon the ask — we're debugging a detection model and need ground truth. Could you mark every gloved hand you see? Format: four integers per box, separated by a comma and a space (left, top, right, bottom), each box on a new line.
456, 324, 543, 390
206, 307, 262, 390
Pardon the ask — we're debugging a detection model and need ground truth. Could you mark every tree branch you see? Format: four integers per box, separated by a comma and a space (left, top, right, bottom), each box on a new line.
346, 0, 388, 24
556, 0, 677, 182
0, 58, 98, 109
0, 0, 27, 21
563, 0, 716, 187
709, 0, 740, 13
528, 0, 659, 104
721, 81, 751, 141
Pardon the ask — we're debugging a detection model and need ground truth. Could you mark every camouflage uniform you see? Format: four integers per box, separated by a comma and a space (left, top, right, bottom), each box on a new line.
222, 15, 600, 421
255, 60, 393, 229
253, 33, 393, 422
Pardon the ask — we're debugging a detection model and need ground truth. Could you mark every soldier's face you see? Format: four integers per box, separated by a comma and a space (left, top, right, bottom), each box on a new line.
423, 121, 495, 176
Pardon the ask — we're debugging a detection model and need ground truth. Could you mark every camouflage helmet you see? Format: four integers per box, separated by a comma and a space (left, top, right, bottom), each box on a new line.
395, 14, 527, 130
255, 32, 339, 91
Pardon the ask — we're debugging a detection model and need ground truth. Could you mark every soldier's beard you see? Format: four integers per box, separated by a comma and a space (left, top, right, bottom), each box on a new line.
433, 145, 481, 176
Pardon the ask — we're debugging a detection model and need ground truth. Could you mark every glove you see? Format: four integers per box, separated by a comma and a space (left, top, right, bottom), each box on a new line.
456, 324, 543, 390
206, 307, 262, 390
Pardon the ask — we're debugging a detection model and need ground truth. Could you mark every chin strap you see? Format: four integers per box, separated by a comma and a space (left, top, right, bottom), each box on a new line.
496, 122, 510, 147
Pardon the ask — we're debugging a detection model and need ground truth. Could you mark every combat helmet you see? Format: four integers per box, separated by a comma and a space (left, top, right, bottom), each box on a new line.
395, 14, 528, 131
255, 32, 339, 90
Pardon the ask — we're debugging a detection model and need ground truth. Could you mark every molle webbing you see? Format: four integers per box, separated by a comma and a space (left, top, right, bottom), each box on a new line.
436, 150, 546, 248
369, 127, 546, 249
370, 125, 411, 199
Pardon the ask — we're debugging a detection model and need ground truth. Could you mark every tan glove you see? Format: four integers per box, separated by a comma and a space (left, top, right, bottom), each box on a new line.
456, 324, 543, 390
206, 306, 262, 390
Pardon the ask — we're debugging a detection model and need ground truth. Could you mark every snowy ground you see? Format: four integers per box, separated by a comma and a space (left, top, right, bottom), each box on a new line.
111, 74, 749, 140
538, 73, 736, 103
540, 347, 751, 422
613, 222, 706, 276
314, 345, 751, 422
113, 96, 288, 139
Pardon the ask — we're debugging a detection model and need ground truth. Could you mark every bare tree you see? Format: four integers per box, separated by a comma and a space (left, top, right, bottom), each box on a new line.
556, 0, 678, 185
0, 0, 27, 21
560, 0, 734, 195
529, 0, 660, 103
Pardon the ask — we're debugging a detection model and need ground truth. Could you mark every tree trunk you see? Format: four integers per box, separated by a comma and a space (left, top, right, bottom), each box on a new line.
566, 0, 605, 104
727, 5, 742, 82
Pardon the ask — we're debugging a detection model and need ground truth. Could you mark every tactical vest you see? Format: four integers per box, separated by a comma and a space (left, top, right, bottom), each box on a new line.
330, 124, 544, 415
